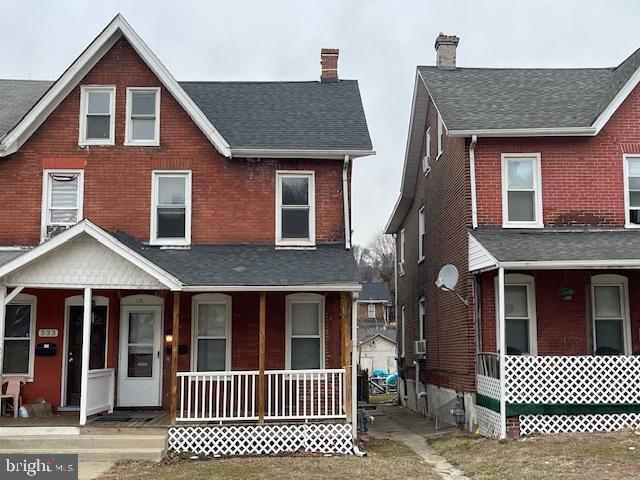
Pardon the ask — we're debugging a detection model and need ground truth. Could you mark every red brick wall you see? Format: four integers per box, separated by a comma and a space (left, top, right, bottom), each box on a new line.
0, 38, 346, 246
474, 83, 640, 228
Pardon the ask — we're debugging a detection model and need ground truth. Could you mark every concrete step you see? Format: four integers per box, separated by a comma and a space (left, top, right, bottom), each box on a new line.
0, 447, 165, 462
0, 434, 167, 450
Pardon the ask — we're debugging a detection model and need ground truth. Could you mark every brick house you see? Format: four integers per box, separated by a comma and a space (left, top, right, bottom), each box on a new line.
387, 33, 640, 438
357, 282, 391, 326
0, 15, 373, 455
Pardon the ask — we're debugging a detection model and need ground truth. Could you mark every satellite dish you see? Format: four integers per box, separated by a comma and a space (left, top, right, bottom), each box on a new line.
435, 264, 459, 291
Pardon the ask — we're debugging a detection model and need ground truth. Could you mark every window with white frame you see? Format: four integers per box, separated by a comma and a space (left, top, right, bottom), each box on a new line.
437, 113, 444, 158
502, 154, 543, 227
418, 297, 426, 340
400, 306, 406, 357
151, 171, 191, 245
286, 293, 324, 370
591, 274, 630, 355
192, 294, 232, 371
2, 294, 36, 377
276, 172, 315, 246
79, 86, 115, 145
418, 206, 425, 261
496, 274, 537, 355
422, 127, 431, 175
399, 229, 406, 275
624, 155, 640, 227
41, 170, 84, 241
125, 87, 160, 146
367, 304, 376, 318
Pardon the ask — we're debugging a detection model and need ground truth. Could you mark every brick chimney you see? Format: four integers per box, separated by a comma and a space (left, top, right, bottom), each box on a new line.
434, 33, 460, 69
320, 48, 339, 82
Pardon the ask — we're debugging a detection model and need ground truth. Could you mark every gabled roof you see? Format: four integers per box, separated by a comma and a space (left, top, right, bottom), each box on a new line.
357, 327, 397, 344
0, 15, 374, 159
358, 282, 390, 302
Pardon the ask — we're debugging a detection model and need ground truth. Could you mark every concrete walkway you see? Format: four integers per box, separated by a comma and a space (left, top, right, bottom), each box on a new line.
366, 404, 471, 480
79, 462, 114, 480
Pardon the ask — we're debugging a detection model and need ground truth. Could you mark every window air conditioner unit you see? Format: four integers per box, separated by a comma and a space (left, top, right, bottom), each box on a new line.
414, 339, 426, 357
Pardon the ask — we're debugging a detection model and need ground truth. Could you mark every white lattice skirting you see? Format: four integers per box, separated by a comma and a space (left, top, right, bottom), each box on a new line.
477, 374, 500, 400
520, 414, 640, 435
476, 406, 501, 438
169, 423, 354, 456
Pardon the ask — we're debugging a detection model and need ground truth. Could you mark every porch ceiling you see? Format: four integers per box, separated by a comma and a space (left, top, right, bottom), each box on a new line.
470, 228, 640, 271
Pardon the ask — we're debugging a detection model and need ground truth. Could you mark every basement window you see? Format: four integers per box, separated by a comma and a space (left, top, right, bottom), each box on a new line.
151, 171, 192, 246
79, 86, 115, 146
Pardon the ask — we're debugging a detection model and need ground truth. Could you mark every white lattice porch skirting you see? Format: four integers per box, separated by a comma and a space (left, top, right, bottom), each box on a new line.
169, 423, 354, 456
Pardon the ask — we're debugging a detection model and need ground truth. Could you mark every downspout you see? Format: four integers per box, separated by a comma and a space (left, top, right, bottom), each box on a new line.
342, 155, 352, 250
469, 134, 478, 229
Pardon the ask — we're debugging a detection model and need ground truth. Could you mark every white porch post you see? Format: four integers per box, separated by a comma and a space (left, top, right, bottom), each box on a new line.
351, 291, 358, 438
0, 286, 6, 377
498, 267, 507, 439
79, 287, 92, 426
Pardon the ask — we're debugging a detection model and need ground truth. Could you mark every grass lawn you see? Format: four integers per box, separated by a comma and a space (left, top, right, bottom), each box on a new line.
430, 430, 640, 480
99, 437, 438, 480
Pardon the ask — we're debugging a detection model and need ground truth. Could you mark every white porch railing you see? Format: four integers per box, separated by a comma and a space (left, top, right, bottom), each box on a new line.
86, 368, 115, 416
177, 369, 346, 423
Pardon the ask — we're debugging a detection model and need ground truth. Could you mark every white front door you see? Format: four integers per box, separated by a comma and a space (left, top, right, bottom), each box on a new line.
118, 305, 162, 407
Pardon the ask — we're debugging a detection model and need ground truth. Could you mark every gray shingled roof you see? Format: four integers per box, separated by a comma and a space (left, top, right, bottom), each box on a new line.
358, 327, 397, 344
472, 228, 640, 263
0, 78, 372, 152
359, 282, 390, 302
0, 80, 52, 139
113, 231, 359, 286
418, 47, 640, 131
180, 80, 372, 150
0, 250, 27, 268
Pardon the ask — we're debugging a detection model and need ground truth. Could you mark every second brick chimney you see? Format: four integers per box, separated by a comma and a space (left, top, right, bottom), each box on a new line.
321, 48, 339, 82
434, 33, 460, 69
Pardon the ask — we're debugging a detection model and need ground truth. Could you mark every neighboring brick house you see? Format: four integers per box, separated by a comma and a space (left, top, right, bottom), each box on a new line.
0, 15, 373, 455
357, 282, 391, 327
387, 33, 640, 438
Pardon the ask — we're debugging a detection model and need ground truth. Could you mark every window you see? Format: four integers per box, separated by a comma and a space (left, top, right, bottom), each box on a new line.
437, 113, 444, 159
418, 206, 425, 262
502, 154, 543, 228
192, 294, 232, 371
151, 171, 192, 245
624, 155, 640, 227
286, 293, 324, 369
276, 171, 316, 246
591, 274, 630, 355
495, 274, 537, 355
79, 86, 115, 145
367, 304, 376, 318
422, 127, 431, 175
399, 229, 405, 275
41, 170, 84, 242
400, 306, 406, 357
418, 297, 426, 340
2, 294, 36, 377
125, 87, 160, 146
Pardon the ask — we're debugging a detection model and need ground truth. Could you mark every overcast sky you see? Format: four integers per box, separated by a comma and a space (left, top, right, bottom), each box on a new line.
2, 1, 640, 245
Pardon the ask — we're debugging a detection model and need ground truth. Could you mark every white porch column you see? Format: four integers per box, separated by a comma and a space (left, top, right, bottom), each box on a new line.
0, 286, 6, 377
79, 287, 92, 426
351, 291, 358, 438
498, 267, 507, 439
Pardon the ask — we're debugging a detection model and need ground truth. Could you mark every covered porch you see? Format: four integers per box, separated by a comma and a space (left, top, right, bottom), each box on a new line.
470, 229, 640, 438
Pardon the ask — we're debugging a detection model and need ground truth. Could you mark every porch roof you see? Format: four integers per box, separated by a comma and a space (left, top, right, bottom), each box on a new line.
469, 228, 640, 271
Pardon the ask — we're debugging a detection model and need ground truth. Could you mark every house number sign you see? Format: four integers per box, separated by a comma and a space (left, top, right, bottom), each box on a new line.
38, 329, 59, 338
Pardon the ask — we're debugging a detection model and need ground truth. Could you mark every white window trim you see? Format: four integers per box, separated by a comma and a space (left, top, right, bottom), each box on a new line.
3, 293, 37, 380
285, 293, 325, 370
150, 170, 192, 246
418, 297, 425, 340
191, 293, 232, 372
494, 273, 538, 355
275, 170, 316, 247
501, 153, 544, 229
399, 228, 406, 276
418, 206, 425, 263
591, 274, 632, 355
78, 85, 116, 146
422, 127, 431, 175
400, 306, 406, 358
40, 169, 84, 244
436, 113, 444, 160
124, 87, 161, 147
623, 154, 640, 228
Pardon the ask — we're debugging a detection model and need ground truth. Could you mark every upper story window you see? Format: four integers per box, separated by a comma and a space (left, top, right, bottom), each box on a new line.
151, 171, 192, 246
79, 86, 115, 146
399, 228, 406, 275
502, 154, 543, 228
41, 170, 84, 242
418, 297, 426, 340
125, 87, 160, 146
276, 171, 316, 247
191, 294, 232, 372
367, 304, 376, 318
422, 127, 431, 175
418, 206, 425, 262
437, 113, 444, 159
286, 293, 325, 370
624, 155, 640, 227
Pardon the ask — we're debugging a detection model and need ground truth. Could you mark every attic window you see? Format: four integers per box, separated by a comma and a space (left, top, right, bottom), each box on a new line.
125, 88, 160, 146
79, 86, 115, 146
